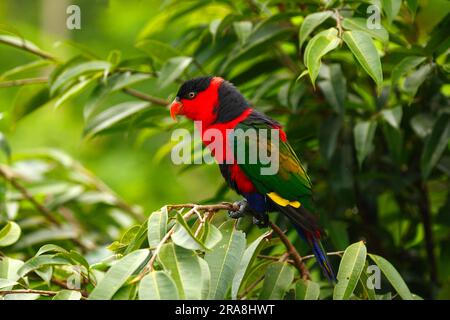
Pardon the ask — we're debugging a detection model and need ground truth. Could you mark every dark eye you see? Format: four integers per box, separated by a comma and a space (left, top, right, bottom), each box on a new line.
187, 92, 197, 99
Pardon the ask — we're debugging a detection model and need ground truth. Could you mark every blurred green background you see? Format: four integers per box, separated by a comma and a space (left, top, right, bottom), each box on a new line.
0, 0, 232, 209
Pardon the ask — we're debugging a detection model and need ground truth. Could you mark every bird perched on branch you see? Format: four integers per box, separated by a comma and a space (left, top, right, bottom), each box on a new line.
170, 76, 335, 281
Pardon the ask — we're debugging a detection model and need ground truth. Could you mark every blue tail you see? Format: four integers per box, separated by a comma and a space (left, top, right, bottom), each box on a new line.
295, 226, 336, 282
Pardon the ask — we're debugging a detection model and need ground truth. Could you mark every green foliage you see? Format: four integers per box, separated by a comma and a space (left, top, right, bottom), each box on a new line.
0, 0, 449, 300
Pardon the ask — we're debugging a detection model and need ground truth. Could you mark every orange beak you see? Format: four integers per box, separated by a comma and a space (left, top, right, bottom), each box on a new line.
170, 99, 184, 121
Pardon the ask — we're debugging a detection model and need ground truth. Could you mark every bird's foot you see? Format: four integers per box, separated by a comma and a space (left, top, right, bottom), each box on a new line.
252, 214, 269, 228
228, 199, 248, 219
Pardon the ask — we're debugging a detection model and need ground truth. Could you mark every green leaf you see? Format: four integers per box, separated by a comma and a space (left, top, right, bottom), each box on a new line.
158, 243, 202, 299
304, 28, 340, 86
0, 257, 24, 283
205, 221, 246, 299
317, 63, 347, 113
258, 262, 294, 300
406, 0, 418, 18
12, 86, 50, 123
171, 212, 206, 250
17, 254, 71, 278
380, 106, 402, 129
0, 279, 18, 289
147, 208, 168, 248
231, 231, 269, 299
89, 249, 149, 300
233, 21, 253, 45
1, 59, 51, 79
410, 113, 435, 139
54, 76, 97, 109
0, 132, 11, 161
342, 17, 388, 43
333, 241, 367, 300
382, 0, 402, 24
52, 290, 82, 300
354, 121, 378, 167
202, 222, 223, 250
50, 60, 111, 95
421, 114, 450, 179
295, 279, 320, 300
220, 22, 292, 73
157, 56, 192, 88
136, 39, 181, 63
139, 271, 179, 300
14, 226, 78, 249
402, 63, 434, 102
368, 254, 413, 300
198, 257, 211, 300
84, 72, 151, 119
83, 101, 151, 137
0, 221, 21, 247
342, 31, 383, 91
3, 293, 40, 300
391, 56, 426, 89
320, 115, 342, 161
299, 11, 333, 49
358, 263, 377, 300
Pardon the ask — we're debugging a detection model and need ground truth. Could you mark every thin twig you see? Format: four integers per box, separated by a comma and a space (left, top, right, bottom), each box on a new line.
269, 221, 311, 280
0, 165, 88, 250
0, 77, 48, 88
0, 165, 59, 225
0, 37, 57, 61
0, 289, 57, 297
132, 202, 310, 282
334, 9, 343, 37
123, 88, 170, 106
50, 278, 88, 298
131, 206, 200, 283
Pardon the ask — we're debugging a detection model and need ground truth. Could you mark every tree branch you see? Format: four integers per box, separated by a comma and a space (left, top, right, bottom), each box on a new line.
132, 202, 311, 282
0, 289, 86, 299
0, 37, 57, 61
123, 88, 170, 106
0, 165, 90, 250
0, 165, 59, 225
268, 221, 311, 280
0, 77, 48, 88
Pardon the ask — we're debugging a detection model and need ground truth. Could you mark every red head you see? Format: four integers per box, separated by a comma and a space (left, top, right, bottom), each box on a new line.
170, 76, 250, 126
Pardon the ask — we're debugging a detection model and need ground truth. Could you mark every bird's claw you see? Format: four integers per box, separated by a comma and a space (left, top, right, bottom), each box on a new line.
228, 199, 248, 219
252, 214, 269, 228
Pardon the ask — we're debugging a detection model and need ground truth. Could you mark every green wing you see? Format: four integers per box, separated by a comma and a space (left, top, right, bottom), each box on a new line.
232, 121, 313, 210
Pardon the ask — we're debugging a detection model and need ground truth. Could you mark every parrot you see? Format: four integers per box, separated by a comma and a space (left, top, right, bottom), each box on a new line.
170, 76, 335, 281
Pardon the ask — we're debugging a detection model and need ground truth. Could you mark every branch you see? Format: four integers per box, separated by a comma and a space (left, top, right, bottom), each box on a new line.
334, 9, 343, 37
123, 88, 170, 106
0, 289, 86, 299
0, 165, 59, 225
0, 37, 57, 61
0, 289, 55, 297
0, 165, 90, 250
269, 221, 310, 280
0, 77, 48, 88
132, 202, 311, 282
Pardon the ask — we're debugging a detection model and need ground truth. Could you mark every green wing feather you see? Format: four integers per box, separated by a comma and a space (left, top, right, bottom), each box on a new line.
232, 121, 313, 210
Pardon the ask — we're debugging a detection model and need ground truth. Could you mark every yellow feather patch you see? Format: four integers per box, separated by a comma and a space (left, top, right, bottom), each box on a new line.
267, 192, 301, 208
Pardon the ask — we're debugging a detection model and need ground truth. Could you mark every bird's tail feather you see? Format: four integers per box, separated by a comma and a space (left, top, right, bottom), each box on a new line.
305, 230, 336, 282
273, 203, 336, 282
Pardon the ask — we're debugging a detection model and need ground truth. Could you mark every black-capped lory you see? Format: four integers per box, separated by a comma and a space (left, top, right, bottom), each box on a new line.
170, 76, 335, 281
